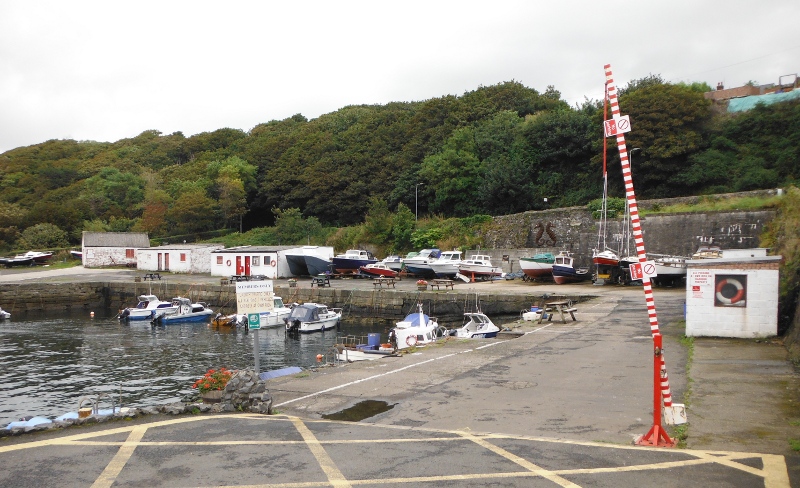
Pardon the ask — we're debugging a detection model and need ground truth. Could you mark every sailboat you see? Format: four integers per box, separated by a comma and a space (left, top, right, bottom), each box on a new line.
592, 81, 620, 276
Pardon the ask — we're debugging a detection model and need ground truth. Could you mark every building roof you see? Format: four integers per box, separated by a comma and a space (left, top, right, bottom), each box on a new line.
212, 245, 297, 253
141, 244, 224, 251
83, 232, 150, 248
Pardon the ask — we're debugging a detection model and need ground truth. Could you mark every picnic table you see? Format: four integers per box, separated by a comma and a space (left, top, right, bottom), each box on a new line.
142, 273, 162, 281
229, 275, 267, 283
373, 277, 396, 288
537, 300, 578, 324
430, 279, 455, 290
311, 275, 331, 287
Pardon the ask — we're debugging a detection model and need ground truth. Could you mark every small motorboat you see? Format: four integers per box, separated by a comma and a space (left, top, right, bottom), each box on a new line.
390, 303, 443, 349
519, 252, 555, 279
284, 303, 342, 334
118, 295, 178, 321
448, 312, 500, 339
211, 313, 246, 328
0, 307, 10, 320
153, 297, 214, 325
359, 262, 398, 278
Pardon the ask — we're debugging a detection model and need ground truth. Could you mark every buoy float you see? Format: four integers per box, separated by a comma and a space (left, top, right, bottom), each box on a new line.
316, 354, 323, 363
90, 311, 95, 318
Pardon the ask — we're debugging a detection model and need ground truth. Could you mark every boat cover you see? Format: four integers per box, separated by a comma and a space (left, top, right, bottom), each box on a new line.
287, 305, 321, 322
401, 313, 430, 327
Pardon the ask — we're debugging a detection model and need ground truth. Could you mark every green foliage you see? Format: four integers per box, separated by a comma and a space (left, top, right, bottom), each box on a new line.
587, 197, 627, 218
411, 227, 443, 249
17, 223, 69, 249
389, 204, 415, 253
273, 207, 322, 245
760, 186, 800, 333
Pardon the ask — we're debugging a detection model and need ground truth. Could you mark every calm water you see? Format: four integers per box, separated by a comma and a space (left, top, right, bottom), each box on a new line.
0, 310, 388, 427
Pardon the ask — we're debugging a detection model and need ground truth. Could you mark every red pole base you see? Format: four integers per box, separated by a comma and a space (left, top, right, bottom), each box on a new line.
635, 424, 675, 447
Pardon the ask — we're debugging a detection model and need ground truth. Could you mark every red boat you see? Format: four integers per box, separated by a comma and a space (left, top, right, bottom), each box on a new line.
359, 263, 398, 278
592, 250, 619, 267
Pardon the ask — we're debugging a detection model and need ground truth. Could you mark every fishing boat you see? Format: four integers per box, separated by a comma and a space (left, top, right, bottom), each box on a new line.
551, 251, 592, 284
118, 294, 178, 321
428, 250, 463, 278
70, 249, 83, 260
153, 297, 214, 325
284, 303, 342, 333
389, 303, 442, 349
331, 249, 377, 274
519, 252, 555, 279
448, 312, 500, 339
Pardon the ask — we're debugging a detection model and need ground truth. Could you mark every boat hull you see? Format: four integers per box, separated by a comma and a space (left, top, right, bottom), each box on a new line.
552, 265, 591, 284
286, 317, 340, 333
359, 266, 397, 278
331, 258, 377, 273
519, 259, 554, 278
403, 264, 436, 278
158, 310, 215, 325
305, 256, 332, 276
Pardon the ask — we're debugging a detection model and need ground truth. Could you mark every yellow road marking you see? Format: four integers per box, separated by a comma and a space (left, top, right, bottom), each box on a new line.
291, 417, 351, 488
91, 425, 147, 488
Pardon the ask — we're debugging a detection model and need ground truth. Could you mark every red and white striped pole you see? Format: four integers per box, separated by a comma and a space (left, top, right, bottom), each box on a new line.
604, 64, 674, 446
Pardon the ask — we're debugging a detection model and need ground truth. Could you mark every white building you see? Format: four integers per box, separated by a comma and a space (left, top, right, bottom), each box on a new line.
82, 232, 150, 268
685, 253, 782, 338
211, 246, 293, 279
137, 244, 224, 273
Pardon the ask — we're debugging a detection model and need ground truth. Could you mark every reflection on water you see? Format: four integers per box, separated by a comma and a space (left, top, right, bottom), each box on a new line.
0, 310, 387, 426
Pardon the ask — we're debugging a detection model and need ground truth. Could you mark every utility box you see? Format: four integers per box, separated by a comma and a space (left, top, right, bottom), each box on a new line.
685, 254, 782, 338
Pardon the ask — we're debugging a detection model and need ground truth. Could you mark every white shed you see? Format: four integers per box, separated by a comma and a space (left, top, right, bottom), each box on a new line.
82, 232, 150, 268
685, 254, 782, 338
211, 246, 292, 279
137, 244, 224, 273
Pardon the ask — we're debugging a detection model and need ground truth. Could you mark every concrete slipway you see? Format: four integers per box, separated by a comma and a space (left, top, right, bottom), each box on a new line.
0, 266, 799, 487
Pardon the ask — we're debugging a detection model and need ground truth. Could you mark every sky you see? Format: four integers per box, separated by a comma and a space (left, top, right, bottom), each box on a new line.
1, 0, 798, 154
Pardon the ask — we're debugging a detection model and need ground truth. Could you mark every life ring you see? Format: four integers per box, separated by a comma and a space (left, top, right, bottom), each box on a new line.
226, 260, 231, 266
406, 335, 418, 347
716, 278, 745, 305
271, 261, 276, 267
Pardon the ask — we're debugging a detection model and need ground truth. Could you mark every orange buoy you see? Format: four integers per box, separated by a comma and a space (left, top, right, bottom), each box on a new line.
316, 354, 323, 363
90, 311, 95, 318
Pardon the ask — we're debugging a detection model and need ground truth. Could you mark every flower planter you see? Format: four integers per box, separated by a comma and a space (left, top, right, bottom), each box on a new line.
288, 281, 297, 288
417, 285, 427, 291
201, 390, 224, 404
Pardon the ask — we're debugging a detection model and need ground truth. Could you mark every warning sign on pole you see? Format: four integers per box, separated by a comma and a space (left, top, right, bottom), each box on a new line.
604, 115, 631, 137
629, 260, 658, 281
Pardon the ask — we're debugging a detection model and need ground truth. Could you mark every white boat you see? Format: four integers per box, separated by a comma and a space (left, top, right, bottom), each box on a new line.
519, 253, 555, 279
403, 249, 442, 278
649, 254, 687, 286
456, 255, 502, 281
0, 307, 10, 320
448, 312, 500, 339
154, 297, 214, 325
284, 303, 342, 333
118, 294, 178, 321
390, 303, 442, 349
428, 250, 463, 278
260, 296, 293, 328
381, 255, 404, 272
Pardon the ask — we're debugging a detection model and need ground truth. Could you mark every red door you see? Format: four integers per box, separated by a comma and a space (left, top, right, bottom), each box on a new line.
245, 256, 251, 276
236, 256, 242, 275
157, 253, 162, 271
164, 253, 170, 271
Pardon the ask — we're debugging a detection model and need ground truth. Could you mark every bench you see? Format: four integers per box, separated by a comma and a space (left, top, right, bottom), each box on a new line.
311, 275, 331, 287
431, 279, 455, 290
373, 278, 396, 288
143, 273, 161, 281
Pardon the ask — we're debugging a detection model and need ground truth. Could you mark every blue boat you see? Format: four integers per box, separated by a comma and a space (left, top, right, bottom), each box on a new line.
153, 297, 214, 325
331, 249, 377, 274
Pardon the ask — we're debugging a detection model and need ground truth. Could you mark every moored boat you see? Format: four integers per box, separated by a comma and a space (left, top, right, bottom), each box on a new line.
154, 297, 214, 325
448, 312, 500, 339
389, 303, 442, 349
284, 303, 342, 333
551, 251, 591, 284
456, 255, 502, 281
359, 263, 398, 278
428, 250, 463, 278
592, 249, 619, 267
118, 294, 178, 321
331, 249, 377, 274
519, 252, 555, 279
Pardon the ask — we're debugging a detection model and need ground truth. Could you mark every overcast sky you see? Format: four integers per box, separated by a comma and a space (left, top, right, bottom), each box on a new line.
1, 0, 798, 154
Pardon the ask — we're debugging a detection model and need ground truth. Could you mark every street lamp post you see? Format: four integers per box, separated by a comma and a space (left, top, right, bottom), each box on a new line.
415, 183, 424, 221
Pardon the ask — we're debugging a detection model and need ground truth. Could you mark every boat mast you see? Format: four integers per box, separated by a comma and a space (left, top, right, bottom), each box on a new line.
596, 81, 610, 254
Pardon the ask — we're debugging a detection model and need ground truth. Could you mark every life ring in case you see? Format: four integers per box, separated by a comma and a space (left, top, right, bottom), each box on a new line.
406, 335, 418, 347
715, 278, 745, 304
226, 260, 231, 267
271, 260, 276, 267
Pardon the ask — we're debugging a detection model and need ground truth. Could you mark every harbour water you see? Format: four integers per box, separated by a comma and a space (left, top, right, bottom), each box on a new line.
0, 310, 388, 427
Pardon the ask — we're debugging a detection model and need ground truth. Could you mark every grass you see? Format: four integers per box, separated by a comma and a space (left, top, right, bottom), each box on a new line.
641, 194, 782, 216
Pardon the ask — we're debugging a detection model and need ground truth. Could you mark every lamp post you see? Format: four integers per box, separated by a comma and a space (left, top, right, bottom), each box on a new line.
415, 183, 424, 221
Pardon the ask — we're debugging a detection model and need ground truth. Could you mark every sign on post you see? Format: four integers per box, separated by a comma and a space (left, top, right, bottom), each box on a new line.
604, 115, 631, 137
629, 260, 658, 281
248, 313, 261, 330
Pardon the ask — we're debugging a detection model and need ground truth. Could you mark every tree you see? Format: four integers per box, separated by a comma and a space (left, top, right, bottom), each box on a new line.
218, 177, 247, 231
273, 207, 321, 244
166, 191, 218, 235
17, 223, 69, 249
419, 127, 485, 216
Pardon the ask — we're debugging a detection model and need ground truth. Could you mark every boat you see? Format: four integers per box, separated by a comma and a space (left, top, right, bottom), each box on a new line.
260, 296, 294, 328
551, 251, 592, 284
284, 248, 311, 276
649, 254, 688, 286
153, 297, 214, 325
358, 262, 398, 278
21, 251, 54, 264
456, 255, 502, 281
592, 249, 619, 267
118, 294, 178, 321
448, 312, 500, 339
284, 303, 342, 333
389, 303, 442, 349
0, 307, 10, 320
0, 255, 34, 267
428, 250, 463, 278
211, 313, 246, 328
402, 249, 442, 278
692, 246, 722, 259
70, 249, 83, 260
519, 252, 555, 279
331, 249, 377, 274
381, 255, 404, 272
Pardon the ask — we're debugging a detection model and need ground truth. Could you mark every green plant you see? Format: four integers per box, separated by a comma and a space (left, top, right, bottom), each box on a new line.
789, 439, 800, 452
192, 368, 233, 393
